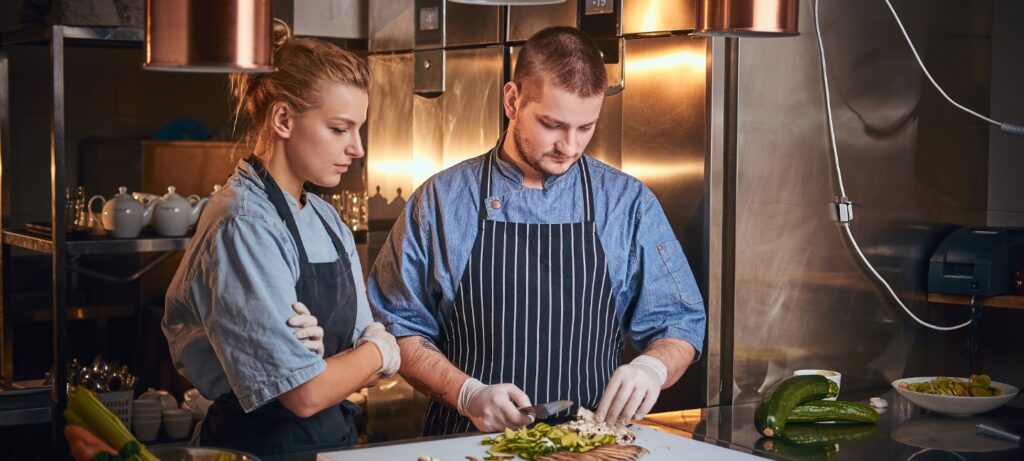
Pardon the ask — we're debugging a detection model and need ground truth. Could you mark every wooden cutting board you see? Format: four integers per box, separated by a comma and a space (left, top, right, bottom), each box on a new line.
317, 425, 764, 461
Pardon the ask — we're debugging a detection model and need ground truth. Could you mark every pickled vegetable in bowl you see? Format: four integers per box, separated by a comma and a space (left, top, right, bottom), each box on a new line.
892, 376, 1019, 416
898, 374, 1002, 397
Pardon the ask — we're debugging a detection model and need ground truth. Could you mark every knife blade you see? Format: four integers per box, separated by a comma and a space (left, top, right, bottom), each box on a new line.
519, 400, 573, 419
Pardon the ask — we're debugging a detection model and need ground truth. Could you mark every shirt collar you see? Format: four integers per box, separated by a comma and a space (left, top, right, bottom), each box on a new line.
491, 147, 578, 191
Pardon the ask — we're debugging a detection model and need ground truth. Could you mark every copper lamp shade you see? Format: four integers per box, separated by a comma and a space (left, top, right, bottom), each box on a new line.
695, 0, 800, 37
145, 0, 274, 72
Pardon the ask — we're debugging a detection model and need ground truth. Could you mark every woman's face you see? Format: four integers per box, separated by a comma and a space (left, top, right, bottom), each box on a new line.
283, 82, 368, 187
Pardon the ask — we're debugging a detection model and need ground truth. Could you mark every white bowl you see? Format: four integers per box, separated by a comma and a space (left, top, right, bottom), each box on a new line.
163, 416, 193, 439
892, 377, 1019, 416
132, 419, 161, 442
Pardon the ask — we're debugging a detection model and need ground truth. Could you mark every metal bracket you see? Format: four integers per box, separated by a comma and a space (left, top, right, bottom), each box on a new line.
963, 295, 982, 369
68, 251, 177, 284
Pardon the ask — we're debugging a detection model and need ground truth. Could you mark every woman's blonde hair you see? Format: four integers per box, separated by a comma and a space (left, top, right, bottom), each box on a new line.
229, 20, 370, 160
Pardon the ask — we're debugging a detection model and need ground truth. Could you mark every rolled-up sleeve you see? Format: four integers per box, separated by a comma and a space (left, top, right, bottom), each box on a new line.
368, 188, 442, 341
624, 191, 706, 360
190, 216, 325, 412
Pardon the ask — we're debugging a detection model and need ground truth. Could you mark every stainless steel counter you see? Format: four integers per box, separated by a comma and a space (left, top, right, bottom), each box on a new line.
643, 389, 1024, 460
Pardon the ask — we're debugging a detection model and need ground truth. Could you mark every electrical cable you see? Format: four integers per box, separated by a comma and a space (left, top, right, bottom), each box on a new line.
881, 0, 1023, 135
813, 0, 972, 331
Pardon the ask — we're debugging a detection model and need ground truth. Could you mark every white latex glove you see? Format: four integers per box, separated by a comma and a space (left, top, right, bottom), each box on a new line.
596, 355, 668, 424
355, 322, 400, 376
287, 302, 324, 358
457, 378, 534, 432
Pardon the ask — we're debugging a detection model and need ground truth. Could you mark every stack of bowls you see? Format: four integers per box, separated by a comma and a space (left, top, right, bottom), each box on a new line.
162, 408, 194, 440
131, 399, 162, 441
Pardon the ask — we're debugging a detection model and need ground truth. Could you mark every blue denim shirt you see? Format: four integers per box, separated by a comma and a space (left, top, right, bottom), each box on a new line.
368, 152, 706, 359
163, 160, 372, 412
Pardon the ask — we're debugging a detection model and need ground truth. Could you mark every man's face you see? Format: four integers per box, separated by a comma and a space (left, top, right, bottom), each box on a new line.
508, 80, 604, 177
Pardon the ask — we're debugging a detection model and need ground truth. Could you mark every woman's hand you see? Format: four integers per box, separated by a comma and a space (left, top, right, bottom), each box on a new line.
288, 302, 325, 357
356, 323, 401, 376
65, 425, 117, 461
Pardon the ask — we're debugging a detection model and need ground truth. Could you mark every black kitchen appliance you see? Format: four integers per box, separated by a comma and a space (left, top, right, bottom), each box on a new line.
928, 227, 1024, 296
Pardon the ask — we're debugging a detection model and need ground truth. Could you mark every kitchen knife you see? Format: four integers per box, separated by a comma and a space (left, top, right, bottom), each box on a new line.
519, 400, 573, 419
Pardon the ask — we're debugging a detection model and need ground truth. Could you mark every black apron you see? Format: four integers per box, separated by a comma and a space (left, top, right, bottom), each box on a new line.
199, 156, 361, 456
423, 138, 624, 435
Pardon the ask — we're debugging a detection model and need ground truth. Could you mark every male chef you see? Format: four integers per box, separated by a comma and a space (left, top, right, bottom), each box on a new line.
369, 26, 706, 435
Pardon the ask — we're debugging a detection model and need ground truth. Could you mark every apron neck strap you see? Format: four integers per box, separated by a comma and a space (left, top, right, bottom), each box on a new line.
246, 155, 310, 265
480, 135, 595, 223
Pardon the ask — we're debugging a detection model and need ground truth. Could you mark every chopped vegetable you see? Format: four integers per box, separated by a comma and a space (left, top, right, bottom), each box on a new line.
898, 375, 1002, 397
481, 423, 618, 460
64, 387, 159, 461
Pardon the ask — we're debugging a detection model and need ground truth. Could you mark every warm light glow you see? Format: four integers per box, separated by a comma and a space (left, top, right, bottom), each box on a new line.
622, 161, 704, 181
369, 155, 442, 192
626, 49, 707, 74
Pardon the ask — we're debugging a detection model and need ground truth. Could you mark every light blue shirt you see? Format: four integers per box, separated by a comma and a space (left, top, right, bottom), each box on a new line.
163, 160, 372, 412
368, 152, 706, 359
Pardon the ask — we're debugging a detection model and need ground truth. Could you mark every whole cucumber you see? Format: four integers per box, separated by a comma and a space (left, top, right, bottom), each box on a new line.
788, 400, 879, 424
754, 375, 840, 437
779, 422, 878, 445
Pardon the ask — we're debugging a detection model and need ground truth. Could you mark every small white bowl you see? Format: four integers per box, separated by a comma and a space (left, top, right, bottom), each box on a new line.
892, 377, 1020, 416
163, 417, 192, 439
132, 419, 161, 442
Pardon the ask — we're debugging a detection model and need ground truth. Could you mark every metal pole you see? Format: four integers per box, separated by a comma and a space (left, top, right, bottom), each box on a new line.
50, 24, 69, 458
0, 45, 11, 383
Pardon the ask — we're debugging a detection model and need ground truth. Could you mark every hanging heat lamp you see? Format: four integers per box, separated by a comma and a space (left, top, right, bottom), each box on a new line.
144, 0, 274, 72
694, 0, 800, 37
447, 0, 565, 4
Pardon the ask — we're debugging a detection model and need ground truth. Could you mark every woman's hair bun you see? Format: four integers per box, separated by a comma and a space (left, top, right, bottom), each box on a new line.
271, 19, 292, 52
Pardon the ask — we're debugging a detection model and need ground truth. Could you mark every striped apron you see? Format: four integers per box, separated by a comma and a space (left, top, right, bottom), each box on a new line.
423, 140, 624, 435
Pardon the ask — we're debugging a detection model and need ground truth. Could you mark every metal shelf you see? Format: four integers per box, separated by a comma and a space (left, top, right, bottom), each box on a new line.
3, 229, 191, 256
928, 293, 1024, 310
0, 25, 142, 47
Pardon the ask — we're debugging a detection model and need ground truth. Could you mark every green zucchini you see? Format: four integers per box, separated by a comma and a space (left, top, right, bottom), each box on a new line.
778, 423, 878, 445
754, 375, 839, 437
788, 400, 880, 424
754, 436, 837, 461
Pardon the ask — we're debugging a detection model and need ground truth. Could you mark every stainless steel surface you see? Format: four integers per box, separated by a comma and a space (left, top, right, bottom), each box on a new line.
414, 0, 504, 50
729, 0, 1010, 406
2, 230, 191, 256
367, 53, 414, 229
414, 49, 446, 95
148, 446, 260, 461
622, 0, 696, 35
507, 0, 578, 42
369, 0, 415, 52
0, 406, 52, 427
695, 0, 800, 37
704, 36, 735, 408
144, 0, 274, 72
0, 41, 9, 384
518, 399, 573, 418
0, 26, 144, 46
586, 34, 709, 411
643, 388, 1024, 460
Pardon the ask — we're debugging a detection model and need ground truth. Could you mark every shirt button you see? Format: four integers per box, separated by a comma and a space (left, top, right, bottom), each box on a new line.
491, 200, 501, 209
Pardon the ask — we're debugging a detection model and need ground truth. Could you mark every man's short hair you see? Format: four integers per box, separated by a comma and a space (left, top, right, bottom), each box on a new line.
513, 26, 608, 104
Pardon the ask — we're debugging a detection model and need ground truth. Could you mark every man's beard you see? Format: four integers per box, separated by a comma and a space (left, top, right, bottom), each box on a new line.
512, 122, 571, 179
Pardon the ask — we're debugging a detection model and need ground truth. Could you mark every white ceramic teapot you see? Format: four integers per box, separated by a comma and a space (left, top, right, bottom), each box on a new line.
88, 186, 156, 238
186, 184, 218, 228
151, 186, 208, 237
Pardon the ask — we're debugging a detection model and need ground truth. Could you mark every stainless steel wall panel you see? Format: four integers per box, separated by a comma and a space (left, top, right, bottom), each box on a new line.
367, 53, 415, 223
622, 0, 696, 35
413, 1, 504, 49
446, 2, 504, 48
617, 35, 710, 412
729, 0, 1009, 405
507, 0, 579, 42
369, 0, 415, 52
439, 46, 504, 167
